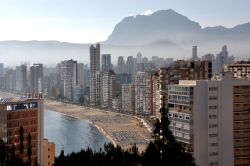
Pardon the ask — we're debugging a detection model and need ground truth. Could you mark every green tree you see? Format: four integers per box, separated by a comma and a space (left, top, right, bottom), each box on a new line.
27, 132, 32, 165
19, 126, 24, 160
142, 106, 195, 166
53, 106, 196, 166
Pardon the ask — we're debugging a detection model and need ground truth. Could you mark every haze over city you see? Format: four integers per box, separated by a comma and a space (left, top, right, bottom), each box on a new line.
0, 0, 250, 43
0, 1, 250, 166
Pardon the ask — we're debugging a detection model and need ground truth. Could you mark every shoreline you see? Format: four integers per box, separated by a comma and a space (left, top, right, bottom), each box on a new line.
44, 100, 152, 152
44, 108, 117, 146
0, 91, 152, 152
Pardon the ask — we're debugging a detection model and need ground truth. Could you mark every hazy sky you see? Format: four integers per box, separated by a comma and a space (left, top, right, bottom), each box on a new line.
0, 0, 249, 43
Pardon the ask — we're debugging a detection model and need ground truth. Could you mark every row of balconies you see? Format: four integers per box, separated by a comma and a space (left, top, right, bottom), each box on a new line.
234, 156, 250, 166
233, 113, 250, 121
234, 138, 250, 148
234, 130, 250, 139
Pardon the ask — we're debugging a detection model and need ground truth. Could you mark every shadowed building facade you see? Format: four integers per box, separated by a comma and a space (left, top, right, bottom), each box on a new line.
0, 94, 44, 165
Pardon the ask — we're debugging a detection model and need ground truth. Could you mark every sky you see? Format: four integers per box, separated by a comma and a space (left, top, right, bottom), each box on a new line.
0, 0, 250, 43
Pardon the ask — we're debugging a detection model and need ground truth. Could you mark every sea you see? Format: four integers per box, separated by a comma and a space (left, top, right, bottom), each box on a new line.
44, 109, 109, 156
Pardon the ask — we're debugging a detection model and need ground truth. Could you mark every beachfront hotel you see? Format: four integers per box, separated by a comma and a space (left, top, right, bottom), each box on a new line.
168, 73, 250, 166
0, 93, 44, 165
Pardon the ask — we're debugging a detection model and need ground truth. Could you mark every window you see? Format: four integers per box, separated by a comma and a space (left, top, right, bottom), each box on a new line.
209, 106, 217, 110
209, 115, 217, 119
209, 87, 218, 91
210, 162, 218, 166
209, 152, 218, 156
209, 96, 218, 100
209, 133, 218, 137
210, 143, 218, 147
209, 124, 218, 128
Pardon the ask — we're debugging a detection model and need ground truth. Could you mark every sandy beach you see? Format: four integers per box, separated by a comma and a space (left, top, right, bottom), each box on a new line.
0, 92, 152, 152
44, 100, 152, 152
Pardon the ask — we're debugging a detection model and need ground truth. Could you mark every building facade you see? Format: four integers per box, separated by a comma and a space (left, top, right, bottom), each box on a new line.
160, 60, 212, 108
90, 44, 101, 106
30, 64, 43, 93
61, 59, 77, 101
101, 54, 112, 72
15, 64, 28, 93
135, 72, 159, 115
43, 138, 55, 166
168, 73, 250, 166
224, 61, 250, 79
0, 95, 44, 165
100, 71, 115, 108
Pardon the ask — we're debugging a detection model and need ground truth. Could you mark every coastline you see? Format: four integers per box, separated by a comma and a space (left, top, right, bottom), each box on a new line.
44, 108, 117, 146
0, 91, 152, 152
44, 100, 152, 152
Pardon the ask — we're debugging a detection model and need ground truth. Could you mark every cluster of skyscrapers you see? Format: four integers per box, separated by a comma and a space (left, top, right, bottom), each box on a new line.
0, 43, 249, 166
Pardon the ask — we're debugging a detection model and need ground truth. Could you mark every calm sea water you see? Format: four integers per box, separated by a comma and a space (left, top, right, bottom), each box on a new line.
44, 109, 109, 156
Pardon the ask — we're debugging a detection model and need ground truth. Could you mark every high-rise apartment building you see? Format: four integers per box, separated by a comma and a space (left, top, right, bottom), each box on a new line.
135, 72, 148, 114
100, 70, 115, 108
168, 73, 250, 166
61, 59, 77, 101
90, 44, 101, 106
0, 94, 44, 165
30, 64, 43, 93
90, 72, 101, 106
224, 61, 250, 79
77, 63, 84, 86
134, 71, 160, 115
16, 64, 28, 93
117, 56, 126, 74
215, 45, 235, 72
191, 46, 199, 61
126, 56, 134, 76
121, 83, 135, 113
83, 64, 90, 88
136, 52, 142, 63
90, 44, 100, 75
4, 69, 16, 91
102, 54, 112, 72
160, 60, 212, 108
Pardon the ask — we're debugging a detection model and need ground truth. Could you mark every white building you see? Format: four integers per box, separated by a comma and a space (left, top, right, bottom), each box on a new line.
61, 59, 77, 101
135, 72, 151, 115
121, 83, 136, 113
90, 72, 101, 106
100, 71, 115, 108
90, 44, 101, 106
168, 73, 250, 166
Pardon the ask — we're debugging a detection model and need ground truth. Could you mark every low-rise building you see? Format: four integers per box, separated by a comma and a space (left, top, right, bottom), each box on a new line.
43, 138, 55, 166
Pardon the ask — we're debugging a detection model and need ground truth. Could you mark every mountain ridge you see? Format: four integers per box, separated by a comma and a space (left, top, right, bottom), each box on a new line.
0, 9, 249, 66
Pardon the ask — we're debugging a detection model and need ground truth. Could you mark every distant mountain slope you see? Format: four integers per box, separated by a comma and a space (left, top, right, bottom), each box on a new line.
106, 9, 202, 45
0, 9, 249, 66
106, 9, 250, 45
